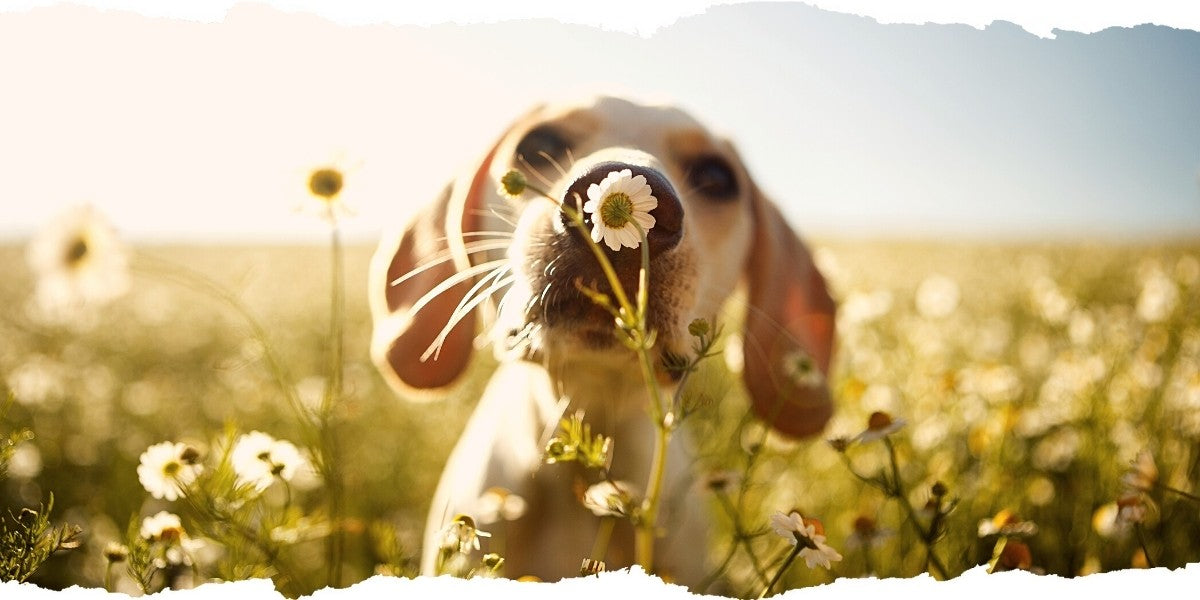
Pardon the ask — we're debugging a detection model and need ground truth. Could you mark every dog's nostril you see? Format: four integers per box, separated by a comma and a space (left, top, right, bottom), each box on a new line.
561, 161, 684, 255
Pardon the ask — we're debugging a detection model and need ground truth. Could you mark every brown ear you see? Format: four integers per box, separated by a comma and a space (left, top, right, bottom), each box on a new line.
368, 142, 504, 394
741, 185, 837, 438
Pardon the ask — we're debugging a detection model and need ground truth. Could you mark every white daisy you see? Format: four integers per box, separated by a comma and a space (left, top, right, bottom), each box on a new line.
582, 169, 657, 251
582, 480, 638, 518
26, 204, 130, 322
769, 511, 843, 569
230, 431, 308, 492
136, 442, 202, 501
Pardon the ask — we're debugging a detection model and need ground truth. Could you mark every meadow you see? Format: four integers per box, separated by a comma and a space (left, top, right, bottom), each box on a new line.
1, 227, 1198, 596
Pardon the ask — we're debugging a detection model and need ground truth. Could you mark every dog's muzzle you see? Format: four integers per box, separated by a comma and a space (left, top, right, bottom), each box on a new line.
559, 160, 684, 270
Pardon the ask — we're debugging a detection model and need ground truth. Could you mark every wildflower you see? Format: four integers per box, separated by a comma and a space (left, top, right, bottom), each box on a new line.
137, 442, 202, 501
582, 480, 637, 518
845, 515, 892, 550
304, 165, 353, 222
103, 542, 130, 563
977, 509, 1038, 538
139, 511, 185, 543
687, 318, 710, 338
474, 487, 528, 525
499, 170, 527, 198
1121, 449, 1158, 492
1116, 493, 1148, 525
827, 436, 852, 453
915, 274, 960, 319
854, 411, 907, 444
26, 204, 130, 320
438, 514, 491, 554
769, 511, 843, 569
230, 431, 308, 492
582, 169, 657, 251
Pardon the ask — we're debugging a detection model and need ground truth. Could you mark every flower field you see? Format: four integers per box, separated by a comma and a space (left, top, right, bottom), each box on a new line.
1, 224, 1198, 595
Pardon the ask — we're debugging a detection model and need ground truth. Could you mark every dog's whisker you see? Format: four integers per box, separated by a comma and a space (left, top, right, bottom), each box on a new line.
390, 241, 512, 287
423, 273, 516, 362
437, 231, 515, 241
537, 150, 570, 178
481, 207, 519, 228
517, 155, 558, 190
404, 258, 508, 317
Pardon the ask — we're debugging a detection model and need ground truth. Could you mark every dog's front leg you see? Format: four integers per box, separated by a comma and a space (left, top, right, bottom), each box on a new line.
420, 360, 562, 575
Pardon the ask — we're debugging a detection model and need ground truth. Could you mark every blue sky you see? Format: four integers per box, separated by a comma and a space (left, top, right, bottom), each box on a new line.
1, 2, 1197, 242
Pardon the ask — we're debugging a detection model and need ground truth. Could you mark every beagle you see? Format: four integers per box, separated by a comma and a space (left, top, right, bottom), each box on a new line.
368, 96, 836, 586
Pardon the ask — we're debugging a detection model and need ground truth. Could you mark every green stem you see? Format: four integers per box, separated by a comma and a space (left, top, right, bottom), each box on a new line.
323, 222, 346, 588
590, 517, 617, 562
1156, 481, 1200, 503
758, 543, 802, 599
714, 491, 770, 587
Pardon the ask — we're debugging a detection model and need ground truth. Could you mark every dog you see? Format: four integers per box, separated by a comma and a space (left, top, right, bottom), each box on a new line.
368, 96, 836, 586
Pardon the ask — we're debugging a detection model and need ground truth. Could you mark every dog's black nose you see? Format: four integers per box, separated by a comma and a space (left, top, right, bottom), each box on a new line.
560, 161, 684, 256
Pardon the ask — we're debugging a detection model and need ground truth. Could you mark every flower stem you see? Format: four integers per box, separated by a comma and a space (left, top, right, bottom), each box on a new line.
883, 437, 948, 579
758, 543, 802, 599
591, 517, 617, 562
322, 222, 347, 588
1156, 481, 1200, 503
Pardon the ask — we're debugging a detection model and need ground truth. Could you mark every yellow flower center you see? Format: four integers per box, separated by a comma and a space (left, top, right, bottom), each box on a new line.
309, 168, 344, 200
64, 235, 89, 268
599, 192, 634, 228
867, 411, 894, 431
162, 461, 181, 476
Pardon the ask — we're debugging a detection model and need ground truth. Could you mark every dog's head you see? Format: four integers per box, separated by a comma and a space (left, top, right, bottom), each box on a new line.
370, 96, 836, 437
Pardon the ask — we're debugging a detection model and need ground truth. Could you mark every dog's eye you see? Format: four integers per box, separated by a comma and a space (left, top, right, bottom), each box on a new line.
515, 126, 571, 174
686, 156, 739, 200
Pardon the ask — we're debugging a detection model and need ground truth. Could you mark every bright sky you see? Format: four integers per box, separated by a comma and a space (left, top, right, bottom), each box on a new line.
1, 1, 1198, 243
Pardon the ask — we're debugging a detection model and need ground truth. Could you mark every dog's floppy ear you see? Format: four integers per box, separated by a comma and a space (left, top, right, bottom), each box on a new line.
368, 140, 505, 394
741, 183, 837, 438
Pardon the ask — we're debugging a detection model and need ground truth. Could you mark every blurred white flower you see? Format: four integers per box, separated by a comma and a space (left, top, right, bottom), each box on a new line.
473, 487, 528, 525
838, 289, 893, 329
1121, 449, 1158, 492
230, 431, 307, 492
1030, 276, 1073, 325
582, 169, 657, 251
976, 509, 1038, 538
769, 511, 843, 569
1136, 267, 1178, 323
437, 514, 490, 554
137, 442, 202, 501
582, 480, 637, 518
915, 274, 960, 319
25, 204, 130, 322
5, 355, 68, 409
140, 511, 185, 542
7, 442, 43, 479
